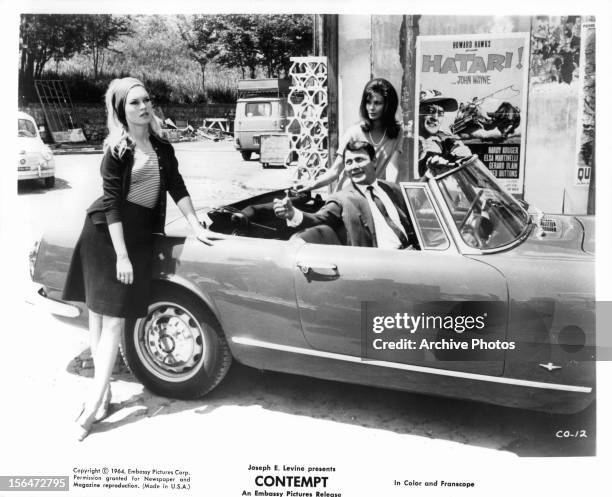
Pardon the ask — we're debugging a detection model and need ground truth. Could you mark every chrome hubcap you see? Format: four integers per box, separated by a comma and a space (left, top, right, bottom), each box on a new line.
134, 302, 207, 382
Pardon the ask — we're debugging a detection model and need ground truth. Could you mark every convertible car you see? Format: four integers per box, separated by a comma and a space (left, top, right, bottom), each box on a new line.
29, 157, 595, 413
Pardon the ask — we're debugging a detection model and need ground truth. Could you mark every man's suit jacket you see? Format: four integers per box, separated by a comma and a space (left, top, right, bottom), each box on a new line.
299, 180, 417, 248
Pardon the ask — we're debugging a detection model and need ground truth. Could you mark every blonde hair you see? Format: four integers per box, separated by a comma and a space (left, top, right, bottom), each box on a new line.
103, 77, 166, 159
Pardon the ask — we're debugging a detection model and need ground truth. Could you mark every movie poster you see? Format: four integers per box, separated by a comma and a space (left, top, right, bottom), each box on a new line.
575, 21, 595, 186
415, 33, 530, 194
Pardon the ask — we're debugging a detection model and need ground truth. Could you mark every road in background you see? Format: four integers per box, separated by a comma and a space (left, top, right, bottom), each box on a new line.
18, 140, 294, 242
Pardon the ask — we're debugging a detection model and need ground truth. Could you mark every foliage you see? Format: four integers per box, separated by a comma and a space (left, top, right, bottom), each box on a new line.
19, 14, 313, 105
19, 13, 87, 103
34, 69, 212, 106
178, 15, 224, 97
255, 14, 313, 77
204, 83, 237, 103
214, 15, 312, 78
80, 15, 132, 78
36, 70, 114, 103
180, 14, 313, 82
19, 14, 132, 103
215, 15, 260, 79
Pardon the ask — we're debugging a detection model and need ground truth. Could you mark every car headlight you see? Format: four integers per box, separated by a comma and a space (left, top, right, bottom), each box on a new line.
42, 147, 53, 161
29, 239, 41, 279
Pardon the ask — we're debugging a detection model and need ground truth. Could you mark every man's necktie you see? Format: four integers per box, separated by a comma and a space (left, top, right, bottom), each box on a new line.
367, 186, 409, 249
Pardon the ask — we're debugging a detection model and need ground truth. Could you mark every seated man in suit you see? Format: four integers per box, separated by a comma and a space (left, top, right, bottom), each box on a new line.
274, 140, 418, 249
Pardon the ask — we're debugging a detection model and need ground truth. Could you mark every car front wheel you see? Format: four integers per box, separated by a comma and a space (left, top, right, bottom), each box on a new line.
241, 151, 252, 161
121, 287, 232, 399
44, 176, 55, 188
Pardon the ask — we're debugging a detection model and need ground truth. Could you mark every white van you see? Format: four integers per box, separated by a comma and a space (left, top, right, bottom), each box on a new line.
234, 79, 291, 161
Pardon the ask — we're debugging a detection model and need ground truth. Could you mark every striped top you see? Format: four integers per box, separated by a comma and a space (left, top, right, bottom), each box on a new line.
127, 150, 160, 209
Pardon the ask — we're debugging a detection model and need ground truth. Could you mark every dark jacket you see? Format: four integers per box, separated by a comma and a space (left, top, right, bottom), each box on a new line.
86, 134, 189, 233
300, 180, 418, 248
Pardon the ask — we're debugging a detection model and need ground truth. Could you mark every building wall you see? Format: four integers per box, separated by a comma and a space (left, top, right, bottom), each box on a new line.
523, 83, 583, 213
337, 16, 372, 135
371, 15, 404, 121
336, 16, 405, 140
335, 15, 589, 214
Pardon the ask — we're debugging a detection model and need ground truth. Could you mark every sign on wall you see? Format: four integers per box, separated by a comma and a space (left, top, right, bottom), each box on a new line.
260, 134, 291, 167
575, 21, 595, 186
415, 33, 530, 194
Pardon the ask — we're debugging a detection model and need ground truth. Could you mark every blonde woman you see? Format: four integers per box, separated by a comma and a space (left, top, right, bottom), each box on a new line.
63, 77, 219, 441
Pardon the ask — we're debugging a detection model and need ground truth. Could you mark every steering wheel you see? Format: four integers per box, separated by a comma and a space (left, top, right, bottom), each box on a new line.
458, 189, 484, 231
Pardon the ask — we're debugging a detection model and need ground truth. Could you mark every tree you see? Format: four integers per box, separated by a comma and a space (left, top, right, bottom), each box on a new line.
255, 15, 312, 77
215, 15, 260, 79
80, 15, 132, 79
178, 15, 224, 99
176, 14, 312, 81
19, 14, 85, 82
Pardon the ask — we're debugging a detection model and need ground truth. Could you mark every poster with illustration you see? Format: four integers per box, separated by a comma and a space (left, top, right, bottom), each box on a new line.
415, 33, 530, 194
575, 21, 595, 186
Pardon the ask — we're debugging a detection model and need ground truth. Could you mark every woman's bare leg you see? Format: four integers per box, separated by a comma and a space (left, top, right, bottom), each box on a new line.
88, 310, 103, 361
88, 310, 111, 412
77, 315, 123, 439
88, 316, 122, 408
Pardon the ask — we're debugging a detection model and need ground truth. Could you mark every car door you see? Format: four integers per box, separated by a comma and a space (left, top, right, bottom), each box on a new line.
292, 189, 509, 376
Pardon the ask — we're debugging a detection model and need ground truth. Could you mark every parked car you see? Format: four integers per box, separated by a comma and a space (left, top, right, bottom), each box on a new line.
18, 111, 55, 188
234, 78, 291, 161
29, 157, 595, 413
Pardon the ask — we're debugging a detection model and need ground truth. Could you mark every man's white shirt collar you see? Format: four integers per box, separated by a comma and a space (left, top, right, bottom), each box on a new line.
355, 180, 380, 195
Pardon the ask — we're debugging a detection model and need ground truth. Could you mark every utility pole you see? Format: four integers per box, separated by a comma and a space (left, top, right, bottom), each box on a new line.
399, 15, 420, 181
319, 15, 338, 169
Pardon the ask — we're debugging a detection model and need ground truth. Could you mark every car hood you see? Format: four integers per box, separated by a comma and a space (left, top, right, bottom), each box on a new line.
507, 214, 593, 260
575, 215, 595, 255
17, 136, 45, 153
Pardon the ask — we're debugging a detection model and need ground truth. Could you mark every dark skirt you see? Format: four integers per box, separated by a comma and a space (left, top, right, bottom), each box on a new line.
62, 202, 155, 318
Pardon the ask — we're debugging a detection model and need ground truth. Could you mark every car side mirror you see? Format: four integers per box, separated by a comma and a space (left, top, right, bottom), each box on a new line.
517, 199, 530, 211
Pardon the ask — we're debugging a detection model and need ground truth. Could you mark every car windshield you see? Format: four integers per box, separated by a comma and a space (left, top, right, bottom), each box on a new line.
437, 157, 531, 250
18, 118, 37, 138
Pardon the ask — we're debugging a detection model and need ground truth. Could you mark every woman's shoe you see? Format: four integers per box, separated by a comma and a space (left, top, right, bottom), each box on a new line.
75, 405, 97, 442
94, 387, 112, 422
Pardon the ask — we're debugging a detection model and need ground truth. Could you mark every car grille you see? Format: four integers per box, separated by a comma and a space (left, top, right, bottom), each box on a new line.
18, 154, 44, 170
540, 217, 558, 232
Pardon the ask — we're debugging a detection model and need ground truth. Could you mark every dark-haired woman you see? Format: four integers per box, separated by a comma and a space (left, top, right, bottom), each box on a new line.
297, 78, 404, 192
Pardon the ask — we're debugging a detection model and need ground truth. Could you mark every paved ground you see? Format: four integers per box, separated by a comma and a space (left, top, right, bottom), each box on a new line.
17, 140, 294, 236
3, 140, 606, 496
